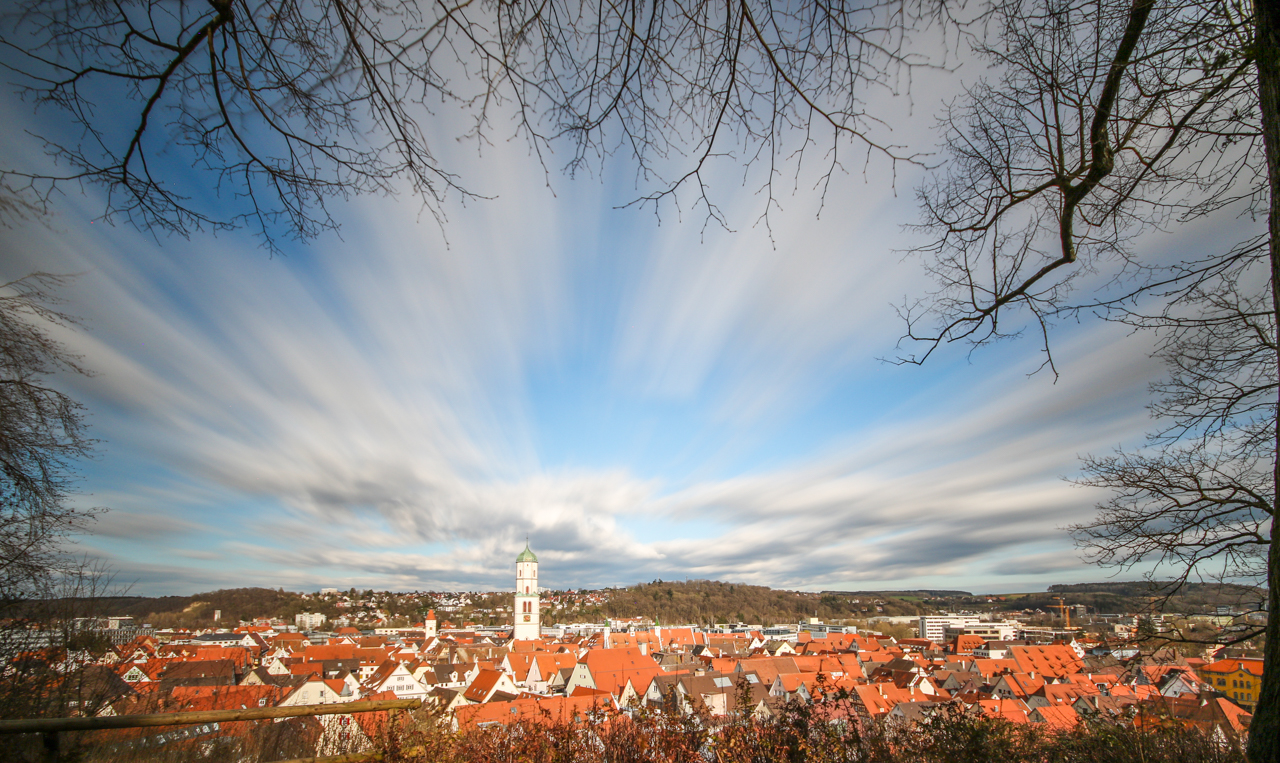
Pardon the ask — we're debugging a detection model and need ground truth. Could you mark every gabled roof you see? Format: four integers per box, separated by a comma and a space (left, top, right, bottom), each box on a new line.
191, 646, 253, 668
772, 673, 810, 693
168, 684, 284, 712
504, 652, 536, 681
852, 683, 933, 717
532, 653, 577, 680
1009, 645, 1083, 679
300, 644, 358, 662
996, 672, 1045, 698
364, 659, 407, 688
1200, 658, 1263, 677
897, 638, 940, 652
970, 658, 1019, 680
791, 654, 863, 679
950, 635, 987, 655
289, 663, 325, 679
1137, 695, 1252, 735
454, 694, 614, 731
1030, 704, 1080, 730
117, 658, 174, 682
508, 639, 547, 652
462, 668, 508, 703
580, 648, 662, 698
1073, 693, 1138, 718
158, 659, 237, 690
969, 698, 1030, 723
734, 656, 801, 685
1036, 682, 1095, 705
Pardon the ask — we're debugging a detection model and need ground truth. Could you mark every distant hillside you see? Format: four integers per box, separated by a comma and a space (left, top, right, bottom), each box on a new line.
85, 579, 1261, 631
1041, 581, 1264, 615
99, 588, 326, 628
822, 590, 973, 599
600, 580, 942, 625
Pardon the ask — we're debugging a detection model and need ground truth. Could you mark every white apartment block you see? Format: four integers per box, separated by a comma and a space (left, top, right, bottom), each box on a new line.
918, 614, 980, 643
941, 620, 1021, 642
295, 612, 327, 630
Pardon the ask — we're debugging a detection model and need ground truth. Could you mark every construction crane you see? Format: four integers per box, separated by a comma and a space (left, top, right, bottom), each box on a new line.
1053, 596, 1071, 629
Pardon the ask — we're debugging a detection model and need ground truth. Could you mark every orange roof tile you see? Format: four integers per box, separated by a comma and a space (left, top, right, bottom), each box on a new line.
1032, 704, 1080, 730
581, 648, 663, 698
454, 694, 615, 730
1009, 645, 1083, 679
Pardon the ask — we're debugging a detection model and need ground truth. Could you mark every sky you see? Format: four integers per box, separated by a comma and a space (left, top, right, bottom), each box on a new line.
0, 30, 1228, 599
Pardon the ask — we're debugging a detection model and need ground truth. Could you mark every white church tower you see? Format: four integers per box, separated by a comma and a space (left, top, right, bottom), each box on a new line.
513, 542, 540, 640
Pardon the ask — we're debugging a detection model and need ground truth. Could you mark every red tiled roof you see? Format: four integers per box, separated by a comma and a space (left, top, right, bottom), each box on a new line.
454, 694, 616, 730
1031, 704, 1080, 730
300, 644, 358, 662
1009, 645, 1083, 679
168, 685, 283, 711
852, 683, 932, 717
970, 698, 1030, 724
1201, 658, 1263, 677
951, 635, 986, 655
735, 656, 801, 686
463, 669, 507, 703
580, 648, 663, 698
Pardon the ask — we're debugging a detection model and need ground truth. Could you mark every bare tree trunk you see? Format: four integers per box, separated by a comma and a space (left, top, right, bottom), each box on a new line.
1250, 1, 1280, 759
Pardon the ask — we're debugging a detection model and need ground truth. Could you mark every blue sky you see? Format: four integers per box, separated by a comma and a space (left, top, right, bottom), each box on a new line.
0, 56, 1214, 598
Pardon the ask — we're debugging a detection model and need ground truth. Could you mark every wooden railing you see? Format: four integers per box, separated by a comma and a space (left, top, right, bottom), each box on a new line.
0, 697, 421, 763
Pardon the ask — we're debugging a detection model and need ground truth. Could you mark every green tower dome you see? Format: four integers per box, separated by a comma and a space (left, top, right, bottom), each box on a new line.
516, 542, 538, 563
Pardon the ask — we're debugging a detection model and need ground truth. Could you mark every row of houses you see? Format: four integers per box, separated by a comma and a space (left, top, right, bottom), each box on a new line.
8, 614, 1259, 757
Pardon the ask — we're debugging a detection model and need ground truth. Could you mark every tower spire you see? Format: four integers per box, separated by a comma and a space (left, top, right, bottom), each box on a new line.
514, 540, 540, 639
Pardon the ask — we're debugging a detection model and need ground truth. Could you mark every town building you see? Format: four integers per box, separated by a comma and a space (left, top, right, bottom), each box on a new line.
1198, 657, 1264, 711
941, 620, 1020, 642
296, 612, 328, 630
513, 542, 541, 640
917, 614, 979, 643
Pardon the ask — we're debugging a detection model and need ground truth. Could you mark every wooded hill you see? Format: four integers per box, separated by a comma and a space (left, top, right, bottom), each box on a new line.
598, 580, 939, 626
90, 580, 1264, 630
97, 588, 323, 628
1039, 582, 1266, 615
96, 587, 441, 628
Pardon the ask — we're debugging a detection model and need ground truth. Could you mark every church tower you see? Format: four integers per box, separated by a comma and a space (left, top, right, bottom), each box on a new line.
513, 542, 540, 640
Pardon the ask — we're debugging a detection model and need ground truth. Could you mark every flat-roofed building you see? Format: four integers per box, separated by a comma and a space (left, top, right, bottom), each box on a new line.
918, 615, 979, 643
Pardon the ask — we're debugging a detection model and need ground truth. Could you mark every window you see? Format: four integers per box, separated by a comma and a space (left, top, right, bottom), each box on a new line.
258, 698, 267, 707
